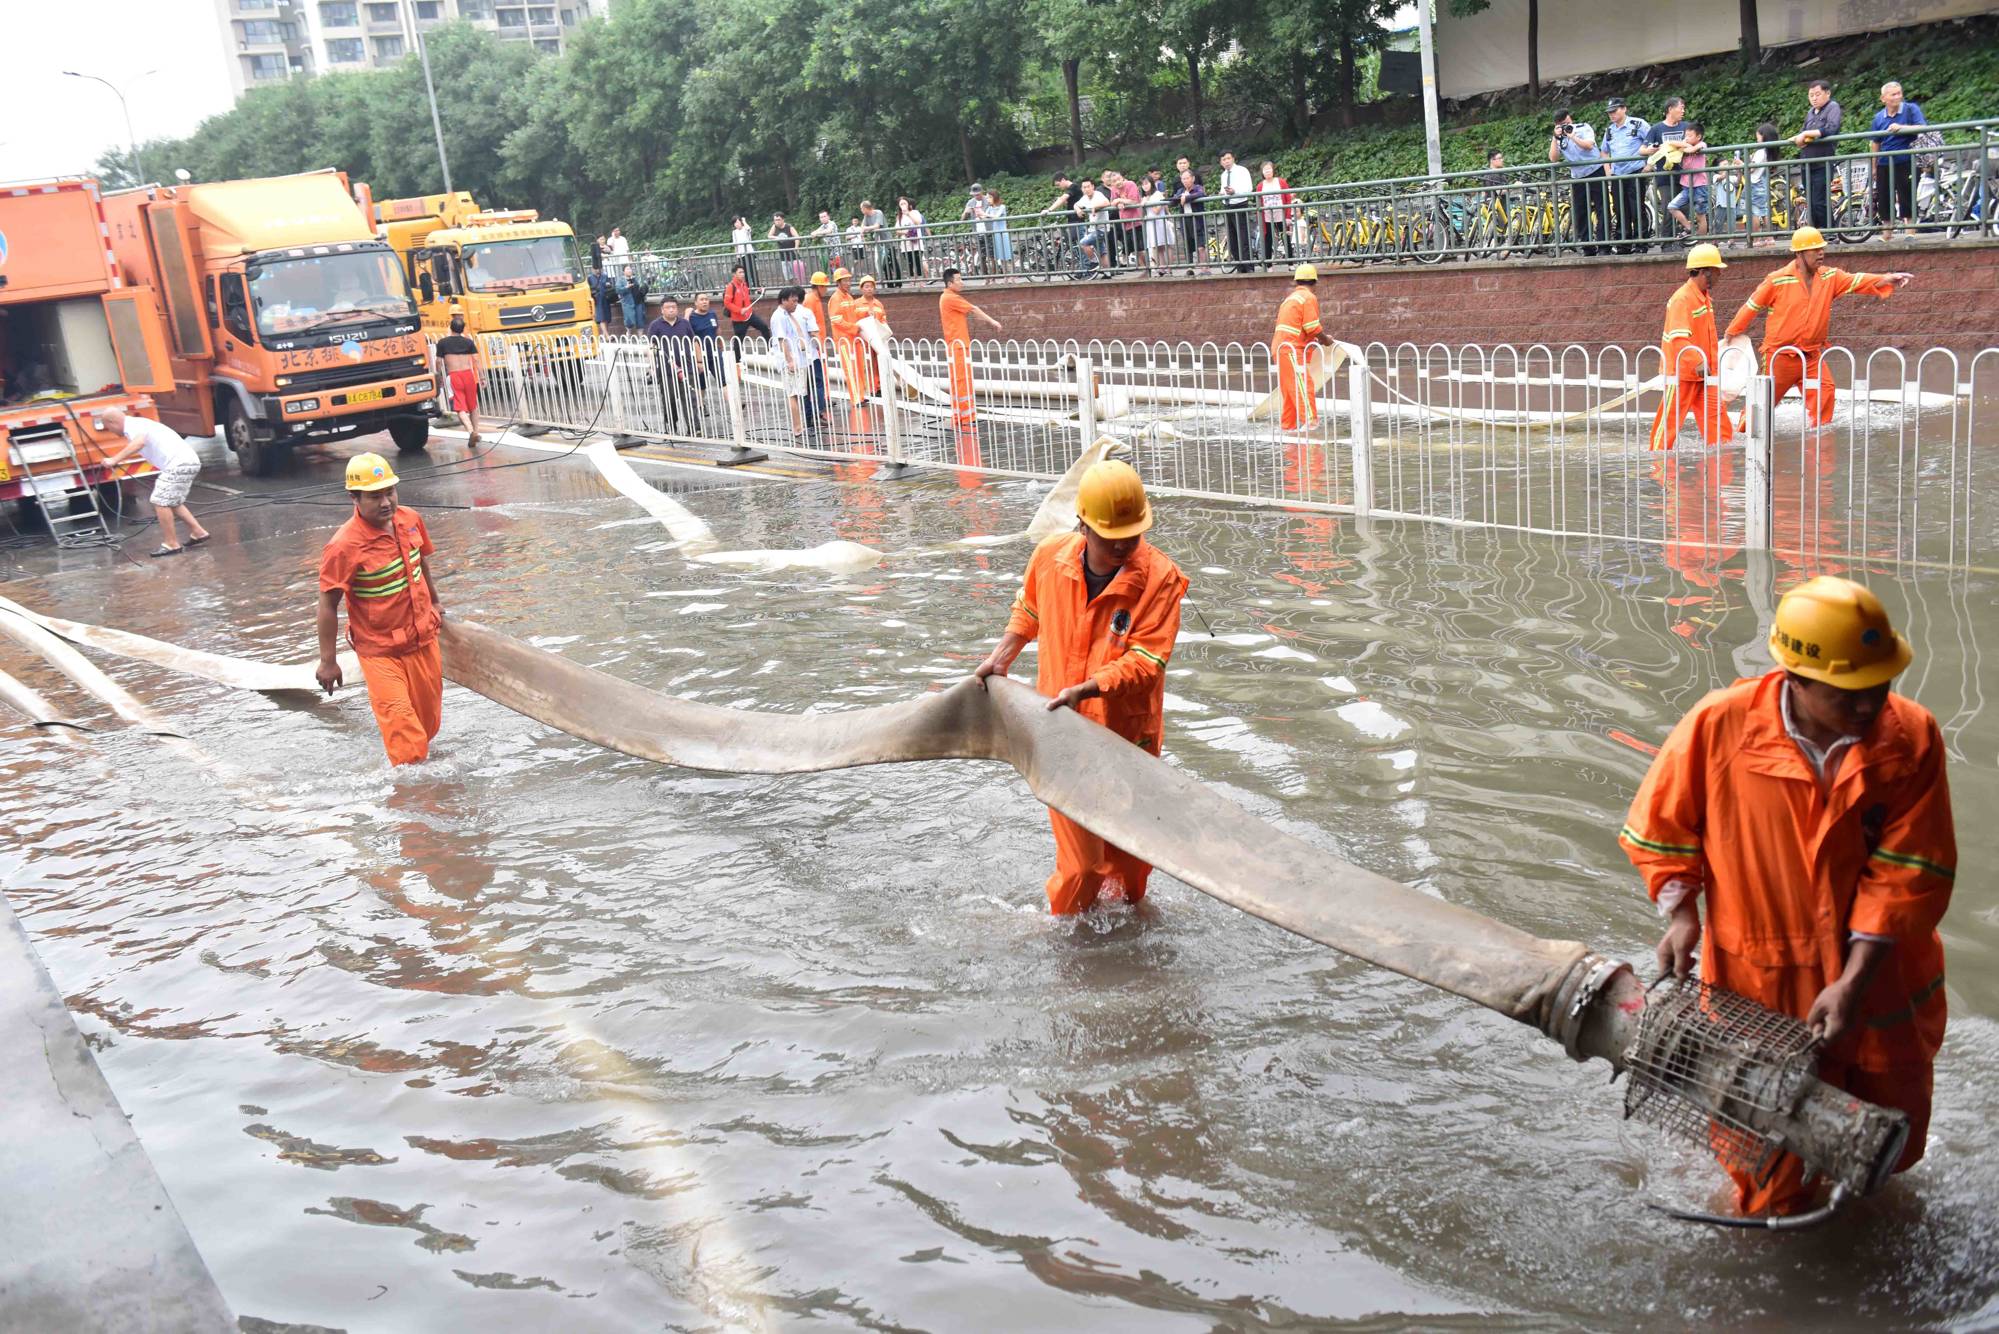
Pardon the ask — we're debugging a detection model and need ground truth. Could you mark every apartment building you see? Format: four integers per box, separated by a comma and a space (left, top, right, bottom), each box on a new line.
213, 0, 602, 98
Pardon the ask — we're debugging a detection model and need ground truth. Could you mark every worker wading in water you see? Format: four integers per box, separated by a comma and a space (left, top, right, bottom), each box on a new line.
827, 268, 875, 412
939, 266, 1001, 430
1649, 242, 1735, 451
973, 461, 1190, 915
1273, 263, 1334, 432
858, 275, 889, 398
316, 453, 447, 766
1620, 577, 1954, 1216
1725, 225, 1911, 428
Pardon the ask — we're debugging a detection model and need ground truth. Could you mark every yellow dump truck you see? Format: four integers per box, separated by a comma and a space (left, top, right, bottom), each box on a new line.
373, 192, 593, 364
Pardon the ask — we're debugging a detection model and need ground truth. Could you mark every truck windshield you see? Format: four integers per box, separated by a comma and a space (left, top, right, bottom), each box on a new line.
248, 250, 414, 339
461, 237, 579, 293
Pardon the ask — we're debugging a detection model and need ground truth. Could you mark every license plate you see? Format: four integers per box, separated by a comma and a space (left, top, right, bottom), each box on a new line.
0, 456, 11, 483
345, 388, 384, 405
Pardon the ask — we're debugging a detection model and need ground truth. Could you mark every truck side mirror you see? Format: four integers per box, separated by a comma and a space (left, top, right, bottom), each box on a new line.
419, 273, 435, 303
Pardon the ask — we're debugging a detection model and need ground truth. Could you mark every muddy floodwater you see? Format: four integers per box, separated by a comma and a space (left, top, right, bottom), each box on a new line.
1, 439, 1995, 1331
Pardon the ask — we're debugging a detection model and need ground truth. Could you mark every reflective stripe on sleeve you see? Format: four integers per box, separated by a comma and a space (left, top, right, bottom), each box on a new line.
1620, 825, 1699, 856
1871, 847, 1955, 880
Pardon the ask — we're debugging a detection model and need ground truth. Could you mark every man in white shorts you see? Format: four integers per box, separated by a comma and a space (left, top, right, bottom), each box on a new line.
96, 406, 212, 557
769, 285, 821, 438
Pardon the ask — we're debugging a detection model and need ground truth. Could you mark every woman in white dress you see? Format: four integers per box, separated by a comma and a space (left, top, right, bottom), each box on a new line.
1141, 171, 1173, 273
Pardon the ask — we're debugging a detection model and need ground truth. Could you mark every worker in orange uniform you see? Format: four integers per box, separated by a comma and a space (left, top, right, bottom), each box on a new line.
1648, 242, 1735, 451
939, 265, 1002, 429
1272, 263, 1334, 432
316, 452, 447, 766
973, 461, 1190, 915
1620, 576, 1954, 1217
803, 272, 833, 422
1724, 225, 1910, 428
858, 275, 890, 399
826, 268, 874, 412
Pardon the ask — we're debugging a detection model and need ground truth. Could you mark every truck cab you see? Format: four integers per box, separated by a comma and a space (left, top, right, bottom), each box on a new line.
103, 171, 438, 477
375, 192, 594, 365
1, 177, 177, 529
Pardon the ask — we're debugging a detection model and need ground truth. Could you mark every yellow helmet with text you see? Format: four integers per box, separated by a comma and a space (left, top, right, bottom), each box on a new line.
1685, 242, 1727, 271
344, 452, 399, 493
1075, 459, 1153, 540
1768, 576, 1912, 689
1790, 225, 1828, 252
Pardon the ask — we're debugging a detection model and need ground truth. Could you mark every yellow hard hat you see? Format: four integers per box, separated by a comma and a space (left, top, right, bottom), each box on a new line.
1768, 576, 1912, 689
1294, 263, 1319, 282
344, 452, 399, 492
1686, 243, 1727, 272
1790, 225, 1828, 252
832, 268, 852, 281
1075, 459, 1153, 540
859, 274, 877, 287
810, 271, 830, 285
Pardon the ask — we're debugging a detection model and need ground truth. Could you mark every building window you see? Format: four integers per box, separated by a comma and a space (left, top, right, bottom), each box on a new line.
458, 0, 494, 16
240, 19, 289, 43
533, 36, 560, 52
235, 0, 277, 10
373, 34, 406, 58
415, 0, 441, 17
529, 6, 554, 21
560, 8, 574, 24
325, 37, 365, 61
247, 53, 290, 79
496, 7, 525, 26
365, 1, 398, 22
319, 1, 358, 25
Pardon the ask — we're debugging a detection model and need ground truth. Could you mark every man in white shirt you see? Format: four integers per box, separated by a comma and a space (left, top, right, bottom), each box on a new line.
96, 406, 211, 557
607, 227, 630, 257
770, 285, 822, 437
1215, 151, 1255, 272
1073, 179, 1111, 277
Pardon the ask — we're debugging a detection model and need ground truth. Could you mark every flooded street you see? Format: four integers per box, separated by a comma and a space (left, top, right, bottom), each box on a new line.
1, 435, 1995, 1331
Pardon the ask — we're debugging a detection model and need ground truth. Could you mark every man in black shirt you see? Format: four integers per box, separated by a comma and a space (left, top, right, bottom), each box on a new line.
434, 315, 483, 445
1794, 78, 1844, 230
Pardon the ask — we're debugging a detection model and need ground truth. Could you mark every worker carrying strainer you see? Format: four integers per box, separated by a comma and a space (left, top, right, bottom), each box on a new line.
1723, 225, 1911, 429
973, 460, 1190, 915
1272, 264, 1335, 433
1619, 576, 1954, 1217
316, 452, 447, 766
1648, 242, 1735, 451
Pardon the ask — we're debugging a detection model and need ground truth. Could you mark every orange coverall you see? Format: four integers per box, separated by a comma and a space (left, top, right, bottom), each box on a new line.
1272, 287, 1324, 431
828, 287, 875, 404
1620, 670, 1954, 1214
1724, 259, 1898, 427
1648, 276, 1735, 451
864, 296, 890, 396
804, 288, 831, 361
940, 289, 978, 427
319, 506, 445, 766
1005, 532, 1190, 914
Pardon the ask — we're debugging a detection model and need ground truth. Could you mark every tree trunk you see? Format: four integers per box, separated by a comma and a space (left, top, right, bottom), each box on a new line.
1186, 48, 1206, 147
1062, 58, 1085, 168
1527, 0, 1540, 101
1738, 0, 1761, 68
960, 124, 977, 183
1289, 55, 1310, 146
778, 149, 798, 213
1337, 28, 1357, 128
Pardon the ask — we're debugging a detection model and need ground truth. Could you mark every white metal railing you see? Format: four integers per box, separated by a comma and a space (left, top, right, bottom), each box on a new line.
471, 330, 1998, 570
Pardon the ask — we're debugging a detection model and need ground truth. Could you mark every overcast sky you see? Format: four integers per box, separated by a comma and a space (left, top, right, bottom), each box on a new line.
3, 0, 234, 183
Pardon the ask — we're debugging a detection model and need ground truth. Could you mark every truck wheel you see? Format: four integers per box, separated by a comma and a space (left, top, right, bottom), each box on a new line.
387, 415, 430, 452
227, 400, 281, 478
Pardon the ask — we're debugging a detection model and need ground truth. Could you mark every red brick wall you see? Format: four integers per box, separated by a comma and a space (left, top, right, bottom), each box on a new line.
872, 241, 1999, 358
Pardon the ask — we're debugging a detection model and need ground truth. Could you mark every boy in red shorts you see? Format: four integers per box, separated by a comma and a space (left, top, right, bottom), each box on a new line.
435, 316, 483, 444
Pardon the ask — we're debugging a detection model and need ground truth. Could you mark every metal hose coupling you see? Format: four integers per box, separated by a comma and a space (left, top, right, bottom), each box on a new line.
1541, 954, 1910, 1203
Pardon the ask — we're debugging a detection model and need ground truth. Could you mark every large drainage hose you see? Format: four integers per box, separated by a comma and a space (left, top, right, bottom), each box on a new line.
0, 596, 1910, 1214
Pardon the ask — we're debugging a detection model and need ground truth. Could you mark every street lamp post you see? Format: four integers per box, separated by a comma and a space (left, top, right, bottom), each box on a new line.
63, 68, 149, 186
400, 0, 453, 193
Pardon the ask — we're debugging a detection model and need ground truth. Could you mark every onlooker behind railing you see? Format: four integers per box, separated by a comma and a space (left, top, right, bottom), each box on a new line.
1257, 161, 1296, 268
1141, 174, 1172, 275
1173, 166, 1207, 269
985, 191, 1014, 271
1643, 97, 1691, 252
1602, 98, 1651, 254
724, 262, 771, 349
961, 185, 991, 271
895, 197, 928, 287
606, 226, 629, 259
1746, 123, 1781, 246
1552, 109, 1608, 255
861, 200, 892, 284
810, 210, 840, 277
1795, 78, 1843, 228
769, 212, 804, 284
732, 216, 757, 285
588, 261, 616, 333
618, 263, 648, 332
1074, 178, 1112, 278
1871, 81, 1928, 240
1666, 121, 1711, 239
1105, 170, 1144, 274
1216, 151, 1255, 273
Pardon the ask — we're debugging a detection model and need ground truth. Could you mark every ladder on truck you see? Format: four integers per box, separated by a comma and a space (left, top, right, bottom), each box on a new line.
14, 424, 117, 549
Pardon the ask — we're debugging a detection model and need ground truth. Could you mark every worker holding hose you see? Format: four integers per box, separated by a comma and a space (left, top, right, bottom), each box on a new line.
973, 461, 1189, 915
316, 453, 446, 766
1619, 576, 1954, 1217
1648, 242, 1735, 450
1272, 263, 1333, 432
1723, 226, 1910, 428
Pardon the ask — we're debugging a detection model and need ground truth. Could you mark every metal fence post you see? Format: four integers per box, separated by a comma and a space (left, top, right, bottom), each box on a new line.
1743, 371, 1774, 552
1075, 353, 1098, 450
718, 345, 768, 467
1346, 345, 1374, 517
